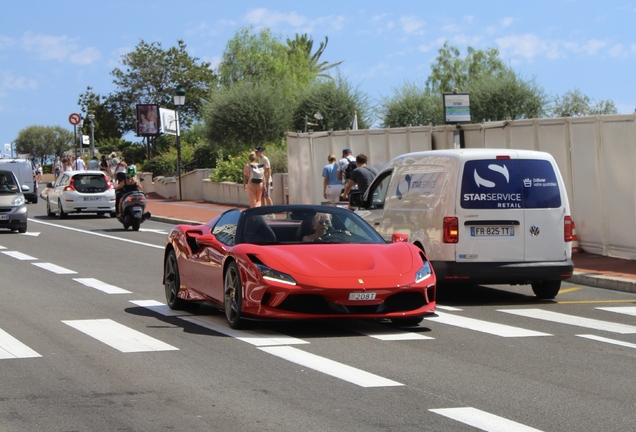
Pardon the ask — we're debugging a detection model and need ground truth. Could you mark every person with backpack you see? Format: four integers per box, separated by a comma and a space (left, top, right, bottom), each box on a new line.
243, 152, 264, 208
337, 148, 357, 200
341, 154, 378, 210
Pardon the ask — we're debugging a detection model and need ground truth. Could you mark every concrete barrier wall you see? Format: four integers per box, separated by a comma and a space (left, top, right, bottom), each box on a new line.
287, 114, 636, 260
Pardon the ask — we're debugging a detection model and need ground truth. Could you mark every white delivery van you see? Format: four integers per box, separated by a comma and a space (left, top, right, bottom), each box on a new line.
350, 149, 574, 299
0, 159, 38, 203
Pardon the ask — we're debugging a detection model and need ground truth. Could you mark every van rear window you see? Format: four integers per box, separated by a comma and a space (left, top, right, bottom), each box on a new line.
460, 159, 561, 209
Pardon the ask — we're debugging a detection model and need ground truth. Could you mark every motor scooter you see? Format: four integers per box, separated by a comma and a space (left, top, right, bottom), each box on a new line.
117, 191, 151, 231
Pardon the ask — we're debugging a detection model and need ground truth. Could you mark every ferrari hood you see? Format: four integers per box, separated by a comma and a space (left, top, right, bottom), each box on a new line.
253, 243, 418, 278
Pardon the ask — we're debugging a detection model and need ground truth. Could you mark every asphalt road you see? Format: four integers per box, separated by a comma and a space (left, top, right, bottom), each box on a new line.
1, 201, 635, 431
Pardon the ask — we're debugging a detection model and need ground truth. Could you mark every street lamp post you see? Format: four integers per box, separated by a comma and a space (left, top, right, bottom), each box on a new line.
173, 86, 186, 201
88, 113, 95, 158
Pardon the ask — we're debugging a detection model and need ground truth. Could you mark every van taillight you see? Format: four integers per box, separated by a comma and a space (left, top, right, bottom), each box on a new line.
443, 217, 458, 243
564, 216, 573, 242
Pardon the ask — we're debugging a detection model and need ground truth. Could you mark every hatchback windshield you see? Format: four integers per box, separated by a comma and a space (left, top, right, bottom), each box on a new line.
73, 174, 108, 193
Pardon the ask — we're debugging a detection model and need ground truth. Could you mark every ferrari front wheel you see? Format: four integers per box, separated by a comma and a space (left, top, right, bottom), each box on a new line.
164, 250, 187, 310
224, 261, 246, 329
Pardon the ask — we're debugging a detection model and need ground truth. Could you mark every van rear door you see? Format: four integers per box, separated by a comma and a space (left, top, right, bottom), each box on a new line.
457, 156, 525, 263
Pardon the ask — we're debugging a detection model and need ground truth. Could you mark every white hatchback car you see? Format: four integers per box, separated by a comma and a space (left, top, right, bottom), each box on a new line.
46, 170, 116, 218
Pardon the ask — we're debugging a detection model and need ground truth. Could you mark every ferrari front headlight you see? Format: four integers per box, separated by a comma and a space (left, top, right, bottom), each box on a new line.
415, 261, 432, 283
255, 263, 297, 285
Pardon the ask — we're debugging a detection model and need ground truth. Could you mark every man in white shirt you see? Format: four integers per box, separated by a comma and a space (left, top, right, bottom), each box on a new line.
338, 148, 356, 199
254, 145, 272, 206
73, 155, 86, 171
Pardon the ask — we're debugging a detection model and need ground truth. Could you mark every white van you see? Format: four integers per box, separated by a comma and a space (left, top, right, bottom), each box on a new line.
350, 149, 574, 299
0, 159, 38, 203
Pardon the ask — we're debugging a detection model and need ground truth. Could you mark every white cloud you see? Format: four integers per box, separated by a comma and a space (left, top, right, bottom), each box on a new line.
608, 44, 624, 57
400, 15, 426, 34
582, 39, 607, 55
245, 8, 307, 27
1, 71, 38, 92
501, 17, 514, 27
496, 33, 561, 60
18, 32, 101, 65
418, 37, 446, 52
442, 24, 459, 33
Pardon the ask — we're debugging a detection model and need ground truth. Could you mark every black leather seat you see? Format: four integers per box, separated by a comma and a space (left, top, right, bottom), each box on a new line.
244, 215, 276, 243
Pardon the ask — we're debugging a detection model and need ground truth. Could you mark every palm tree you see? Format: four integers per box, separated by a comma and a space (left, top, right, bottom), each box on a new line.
286, 34, 343, 78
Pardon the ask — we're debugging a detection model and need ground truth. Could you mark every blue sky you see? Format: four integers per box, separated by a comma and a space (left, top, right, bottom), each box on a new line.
1, 0, 635, 148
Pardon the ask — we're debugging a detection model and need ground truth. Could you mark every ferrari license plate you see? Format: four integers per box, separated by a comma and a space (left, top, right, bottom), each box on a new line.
470, 226, 514, 236
349, 292, 376, 301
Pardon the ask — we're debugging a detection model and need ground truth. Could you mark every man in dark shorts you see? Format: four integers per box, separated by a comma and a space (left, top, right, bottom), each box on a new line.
341, 154, 378, 210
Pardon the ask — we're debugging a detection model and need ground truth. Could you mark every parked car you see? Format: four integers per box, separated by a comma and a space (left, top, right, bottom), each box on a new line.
0, 170, 28, 233
0, 158, 37, 204
163, 204, 437, 329
350, 148, 574, 299
46, 170, 116, 218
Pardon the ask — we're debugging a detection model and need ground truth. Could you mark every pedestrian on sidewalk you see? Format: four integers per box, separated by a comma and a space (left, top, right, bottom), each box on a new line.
87, 156, 99, 171
73, 154, 86, 171
254, 145, 272, 206
322, 154, 341, 203
244, 152, 263, 208
342, 154, 378, 210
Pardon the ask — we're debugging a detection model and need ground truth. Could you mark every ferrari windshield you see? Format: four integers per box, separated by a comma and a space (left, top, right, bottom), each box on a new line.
236, 205, 386, 245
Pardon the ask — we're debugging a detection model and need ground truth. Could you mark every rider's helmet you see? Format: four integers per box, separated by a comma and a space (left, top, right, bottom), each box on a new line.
126, 166, 136, 178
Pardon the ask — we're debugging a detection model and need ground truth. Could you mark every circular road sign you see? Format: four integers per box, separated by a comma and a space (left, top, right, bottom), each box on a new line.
69, 113, 81, 125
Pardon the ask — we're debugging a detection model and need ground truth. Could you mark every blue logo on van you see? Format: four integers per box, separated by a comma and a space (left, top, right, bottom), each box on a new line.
395, 174, 411, 200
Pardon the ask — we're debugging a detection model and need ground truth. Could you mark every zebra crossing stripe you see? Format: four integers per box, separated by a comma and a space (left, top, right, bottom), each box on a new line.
426, 311, 551, 337
129, 300, 194, 317
335, 321, 434, 340
596, 306, 636, 317
0, 328, 41, 359
1, 251, 36, 260
32, 262, 77, 274
62, 319, 178, 352
260, 345, 403, 388
73, 278, 131, 294
430, 407, 544, 432
499, 309, 636, 334
577, 334, 636, 349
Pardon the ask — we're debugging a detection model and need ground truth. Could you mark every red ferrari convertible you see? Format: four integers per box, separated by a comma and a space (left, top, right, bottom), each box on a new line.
163, 205, 436, 329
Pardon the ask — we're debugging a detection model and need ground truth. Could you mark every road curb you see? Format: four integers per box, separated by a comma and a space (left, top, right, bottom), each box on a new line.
569, 272, 636, 294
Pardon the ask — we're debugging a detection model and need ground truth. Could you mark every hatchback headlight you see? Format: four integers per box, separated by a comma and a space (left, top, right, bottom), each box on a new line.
254, 263, 297, 285
12, 195, 25, 206
415, 261, 432, 283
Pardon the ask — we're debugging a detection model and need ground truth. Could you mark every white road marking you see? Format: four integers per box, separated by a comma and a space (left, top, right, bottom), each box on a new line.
62, 319, 178, 352
259, 346, 403, 388
29, 218, 164, 249
596, 306, 636, 317
32, 262, 77, 274
500, 308, 636, 334
139, 228, 168, 234
179, 315, 309, 347
436, 305, 463, 311
0, 328, 41, 359
129, 300, 194, 316
1, 251, 37, 260
335, 321, 434, 340
73, 278, 132, 294
577, 334, 636, 349
20, 232, 40, 236
430, 407, 544, 432
426, 311, 551, 337
0, 245, 6, 249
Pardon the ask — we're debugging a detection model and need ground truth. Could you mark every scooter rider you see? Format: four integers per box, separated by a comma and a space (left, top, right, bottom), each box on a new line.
114, 166, 143, 215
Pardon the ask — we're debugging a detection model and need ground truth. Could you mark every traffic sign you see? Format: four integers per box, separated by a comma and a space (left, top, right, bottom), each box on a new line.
69, 113, 81, 126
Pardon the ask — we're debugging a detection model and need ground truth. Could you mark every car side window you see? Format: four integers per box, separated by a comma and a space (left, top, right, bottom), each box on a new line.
212, 211, 240, 246
368, 172, 392, 210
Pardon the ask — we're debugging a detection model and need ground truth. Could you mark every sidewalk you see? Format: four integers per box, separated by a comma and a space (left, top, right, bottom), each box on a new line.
145, 195, 636, 294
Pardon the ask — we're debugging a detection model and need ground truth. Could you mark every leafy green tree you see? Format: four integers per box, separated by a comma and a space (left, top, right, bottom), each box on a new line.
204, 81, 291, 153
293, 74, 371, 132
551, 89, 618, 117
468, 70, 548, 121
109, 39, 217, 132
378, 81, 443, 127
77, 87, 125, 141
14, 126, 73, 162
426, 41, 507, 93
285, 34, 343, 78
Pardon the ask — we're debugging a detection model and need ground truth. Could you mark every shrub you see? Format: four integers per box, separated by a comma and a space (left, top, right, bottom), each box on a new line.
210, 151, 250, 183
143, 157, 174, 177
